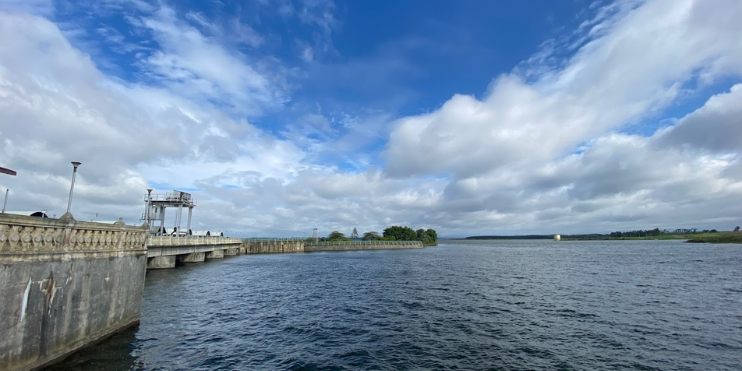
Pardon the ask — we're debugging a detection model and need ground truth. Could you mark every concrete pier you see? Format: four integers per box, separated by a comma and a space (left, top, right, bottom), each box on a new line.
206, 249, 224, 259
224, 248, 238, 256
145, 236, 242, 268
179, 252, 205, 263
0, 214, 148, 371
147, 256, 175, 269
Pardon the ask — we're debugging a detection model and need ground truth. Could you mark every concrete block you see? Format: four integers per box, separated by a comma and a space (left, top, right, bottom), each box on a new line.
224, 248, 238, 256
178, 252, 205, 263
147, 256, 176, 269
205, 250, 224, 259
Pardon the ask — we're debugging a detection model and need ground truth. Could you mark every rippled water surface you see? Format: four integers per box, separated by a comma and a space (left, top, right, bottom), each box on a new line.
49, 240, 742, 370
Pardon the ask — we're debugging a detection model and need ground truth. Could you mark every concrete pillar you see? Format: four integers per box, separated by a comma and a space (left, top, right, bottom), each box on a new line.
159, 207, 166, 236
205, 250, 224, 259
175, 205, 183, 236
239, 247, 246, 254
186, 207, 193, 236
224, 248, 238, 256
147, 256, 176, 269
178, 252, 205, 263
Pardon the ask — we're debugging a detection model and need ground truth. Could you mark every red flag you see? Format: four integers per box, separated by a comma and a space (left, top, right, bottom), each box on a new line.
0, 167, 17, 176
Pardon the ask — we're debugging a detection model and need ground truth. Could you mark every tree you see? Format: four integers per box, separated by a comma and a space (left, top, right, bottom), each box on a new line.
351, 227, 359, 240
423, 229, 438, 245
362, 231, 380, 240
328, 231, 345, 240
416, 228, 426, 241
383, 226, 417, 241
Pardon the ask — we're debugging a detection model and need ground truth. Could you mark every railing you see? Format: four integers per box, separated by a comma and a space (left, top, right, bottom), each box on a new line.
306, 240, 423, 246
0, 214, 147, 253
148, 236, 242, 246
243, 238, 307, 242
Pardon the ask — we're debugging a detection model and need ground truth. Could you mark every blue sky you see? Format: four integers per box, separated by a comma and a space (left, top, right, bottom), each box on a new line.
1, 0, 741, 236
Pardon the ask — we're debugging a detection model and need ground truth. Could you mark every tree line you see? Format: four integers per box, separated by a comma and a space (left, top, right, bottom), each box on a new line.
323, 226, 438, 246
468, 227, 734, 241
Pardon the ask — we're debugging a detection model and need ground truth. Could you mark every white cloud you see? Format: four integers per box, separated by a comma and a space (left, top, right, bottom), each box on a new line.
129, 5, 287, 114
655, 84, 742, 152
385, 0, 742, 179
0, 10, 302, 228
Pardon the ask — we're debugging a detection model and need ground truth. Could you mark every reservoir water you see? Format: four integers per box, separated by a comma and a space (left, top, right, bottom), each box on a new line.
49, 240, 742, 370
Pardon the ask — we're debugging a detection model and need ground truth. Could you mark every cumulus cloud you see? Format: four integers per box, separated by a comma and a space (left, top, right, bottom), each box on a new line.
0, 9, 301, 227
380, 0, 742, 233
655, 84, 742, 152
385, 0, 742, 178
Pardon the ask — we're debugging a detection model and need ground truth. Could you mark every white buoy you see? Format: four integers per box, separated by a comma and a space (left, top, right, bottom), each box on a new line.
553, 234, 561, 241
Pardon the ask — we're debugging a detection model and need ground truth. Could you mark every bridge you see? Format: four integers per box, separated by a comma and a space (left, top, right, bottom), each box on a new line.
146, 236, 244, 268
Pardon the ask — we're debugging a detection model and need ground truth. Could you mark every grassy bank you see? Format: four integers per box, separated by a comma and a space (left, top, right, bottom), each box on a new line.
685, 232, 742, 244
561, 233, 742, 243
561, 235, 688, 241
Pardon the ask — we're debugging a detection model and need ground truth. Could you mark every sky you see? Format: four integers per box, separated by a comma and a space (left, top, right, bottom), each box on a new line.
1, 0, 741, 237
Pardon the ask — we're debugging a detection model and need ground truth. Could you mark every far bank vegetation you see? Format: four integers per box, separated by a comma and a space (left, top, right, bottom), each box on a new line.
467, 226, 742, 244
320, 226, 438, 246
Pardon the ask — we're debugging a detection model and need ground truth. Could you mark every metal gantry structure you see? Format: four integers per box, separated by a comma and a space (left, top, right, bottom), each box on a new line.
142, 190, 196, 236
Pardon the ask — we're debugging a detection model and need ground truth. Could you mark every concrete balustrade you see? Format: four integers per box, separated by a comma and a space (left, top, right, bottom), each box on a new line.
0, 214, 148, 371
147, 236, 243, 246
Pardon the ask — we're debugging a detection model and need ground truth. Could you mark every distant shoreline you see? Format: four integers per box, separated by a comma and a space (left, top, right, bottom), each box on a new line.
461, 232, 742, 244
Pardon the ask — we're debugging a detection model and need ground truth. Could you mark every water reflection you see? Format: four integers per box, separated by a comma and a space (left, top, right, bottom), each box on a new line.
45, 324, 141, 371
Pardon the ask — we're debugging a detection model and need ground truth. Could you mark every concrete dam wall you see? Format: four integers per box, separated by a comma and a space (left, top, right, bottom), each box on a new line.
305, 241, 423, 252
0, 215, 148, 371
243, 240, 304, 254
242, 240, 424, 253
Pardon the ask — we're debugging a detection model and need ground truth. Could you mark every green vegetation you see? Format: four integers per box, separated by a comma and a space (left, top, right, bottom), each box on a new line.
686, 232, 742, 244
382, 225, 438, 246
467, 227, 742, 244
327, 231, 348, 241
356, 226, 438, 246
362, 231, 380, 240
323, 226, 438, 246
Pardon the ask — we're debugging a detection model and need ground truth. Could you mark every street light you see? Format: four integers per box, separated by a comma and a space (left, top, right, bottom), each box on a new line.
60, 161, 81, 220
1, 166, 16, 214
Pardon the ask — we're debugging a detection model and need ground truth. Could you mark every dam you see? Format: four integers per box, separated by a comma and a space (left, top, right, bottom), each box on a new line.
0, 212, 423, 371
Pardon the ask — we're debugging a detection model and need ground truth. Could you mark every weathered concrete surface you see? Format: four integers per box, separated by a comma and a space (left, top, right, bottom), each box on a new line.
243, 240, 304, 254
223, 248, 238, 256
178, 252, 205, 263
146, 236, 242, 258
0, 214, 148, 371
242, 240, 424, 254
205, 250, 224, 259
305, 242, 423, 252
147, 256, 175, 269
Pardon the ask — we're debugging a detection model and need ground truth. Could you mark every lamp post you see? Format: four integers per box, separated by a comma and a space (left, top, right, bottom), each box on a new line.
1, 166, 16, 214
61, 161, 81, 220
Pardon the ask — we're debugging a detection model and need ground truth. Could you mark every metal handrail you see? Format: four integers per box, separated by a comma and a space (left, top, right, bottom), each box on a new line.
243, 238, 307, 242
148, 236, 242, 246
305, 240, 423, 246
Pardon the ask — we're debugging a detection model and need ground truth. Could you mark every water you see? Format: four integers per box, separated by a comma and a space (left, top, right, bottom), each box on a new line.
48, 240, 742, 370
